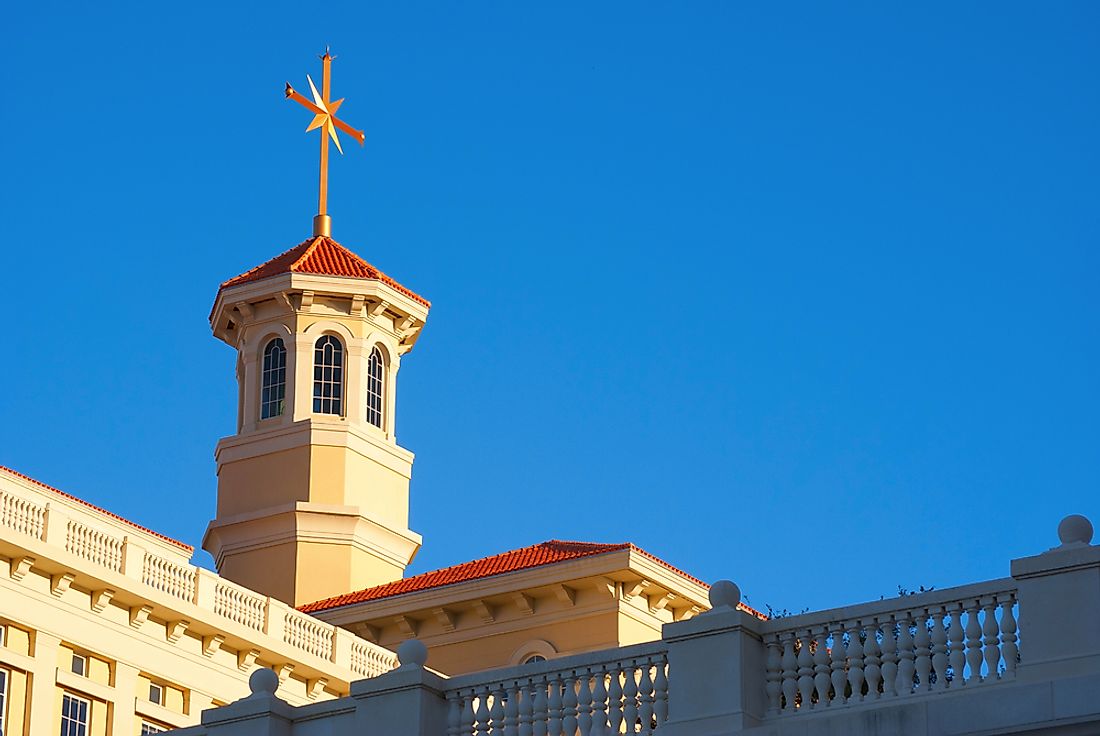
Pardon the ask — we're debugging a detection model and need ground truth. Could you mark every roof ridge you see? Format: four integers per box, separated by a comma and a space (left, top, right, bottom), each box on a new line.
289, 236, 325, 271
0, 465, 194, 552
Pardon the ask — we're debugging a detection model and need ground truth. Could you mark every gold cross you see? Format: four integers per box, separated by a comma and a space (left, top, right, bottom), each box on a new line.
285, 49, 365, 237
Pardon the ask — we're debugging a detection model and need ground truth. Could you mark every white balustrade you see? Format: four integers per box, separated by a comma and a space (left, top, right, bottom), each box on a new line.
142, 552, 196, 601
446, 644, 669, 736
284, 608, 335, 660
763, 582, 1019, 714
66, 519, 124, 571
0, 489, 46, 539
350, 639, 400, 679
214, 580, 268, 631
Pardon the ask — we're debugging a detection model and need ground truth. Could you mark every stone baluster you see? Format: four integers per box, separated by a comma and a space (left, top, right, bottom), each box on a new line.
913, 609, 931, 692
463, 689, 478, 736
653, 656, 669, 726
623, 665, 639, 733
812, 625, 832, 708
504, 683, 520, 736
562, 672, 579, 736
765, 636, 783, 714
930, 607, 949, 691
895, 612, 916, 695
880, 615, 898, 698
607, 667, 624, 735
845, 621, 865, 702
490, 686, 506, 735
548, 675, 564, 736
533, 677, 550, 736
782, 632, 799, 711
518, 681, 534, 736
591, 666, 608, 736
965, 601, 984, 683
577, 670, 593, 736
638, 662, 655, 735
1000, 595, 1019, 679
948, 603, 966, 689
796, 631, 815, 709
828, 624, 848, 706
475, 687, 492, 736
982, 599, 1003, 682
863, 620, 882, 699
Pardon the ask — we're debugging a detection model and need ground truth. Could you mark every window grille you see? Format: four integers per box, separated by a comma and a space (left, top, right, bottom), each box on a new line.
313, 335, 345, 415
261, 338, 287, 419
141, 722, 166, 734
61, 693, 89, 736
366, 346, 385, 428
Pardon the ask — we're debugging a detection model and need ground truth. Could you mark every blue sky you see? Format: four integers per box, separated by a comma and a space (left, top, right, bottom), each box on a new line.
2, 3, 1097, 614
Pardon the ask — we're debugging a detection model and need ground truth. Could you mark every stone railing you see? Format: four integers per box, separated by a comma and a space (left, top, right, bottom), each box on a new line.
444, 642, 670, 736
0, 470, 398, 683
178, 514, 1100, 736
760, 580, 1018, 715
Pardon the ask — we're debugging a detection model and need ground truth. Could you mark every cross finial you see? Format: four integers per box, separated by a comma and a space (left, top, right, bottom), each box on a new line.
285, 49, 365, 237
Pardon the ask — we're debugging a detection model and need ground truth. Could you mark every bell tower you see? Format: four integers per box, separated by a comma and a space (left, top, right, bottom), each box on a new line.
204, 235, 430, 606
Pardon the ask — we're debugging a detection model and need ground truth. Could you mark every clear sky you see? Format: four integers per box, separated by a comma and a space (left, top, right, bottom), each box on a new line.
2, 2, 1097, 615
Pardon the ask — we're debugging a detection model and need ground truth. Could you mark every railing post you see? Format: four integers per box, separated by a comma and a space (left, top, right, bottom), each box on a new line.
1011, 514, 1100, 681
120, 536, 146, 579
351, 640, 449, 736
42, 502, 68, 546
333, 625, 354, 667
194, 567, 219, 609
170, 669, 295, 736
265, 596, 288, 641
659, 581, 766, 736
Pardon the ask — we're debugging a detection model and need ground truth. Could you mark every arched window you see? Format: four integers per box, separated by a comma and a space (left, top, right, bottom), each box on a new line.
260, 338, 287, 419
366, 346, 385, 428
313, 335, 345, 415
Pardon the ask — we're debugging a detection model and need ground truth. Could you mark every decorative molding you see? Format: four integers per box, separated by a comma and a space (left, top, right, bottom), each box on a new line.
129, 604, 154, 629
234, 301, 255, 320
10, 556, 34, 581
674, 605, 704, 622
276, 663, 295, 682
512, 592, 536, 616
554, 584, 576, 607
473, 599, 496, 624
166, 620, 190, 644
596, 578, 619, 599
238, 648, 260, 670
202, 634, 225, 657
350, 294, 366, 316
433, 607, 457, 632
51, 572, 76, 597
649, 592, 677, 613
624, 580, 653, 601
350, 623, 380, 642
368, 299, 390, 317
307, 678, 328, 700
395, 615, 418, 638
90, 589, 115, 613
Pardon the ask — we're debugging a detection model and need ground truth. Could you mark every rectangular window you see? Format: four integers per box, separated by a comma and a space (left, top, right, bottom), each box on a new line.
141, 722, 166, 734
0, 623, 6, 646
61, 692, 89, 736
149, 682, 163, 705
71, 652, 87, 677
0, 667, 9, 736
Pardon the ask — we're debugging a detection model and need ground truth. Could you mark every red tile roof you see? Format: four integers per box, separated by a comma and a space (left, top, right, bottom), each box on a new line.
0, 466, 194, 552
300, 540, 764, 619
218, 237, 430, 307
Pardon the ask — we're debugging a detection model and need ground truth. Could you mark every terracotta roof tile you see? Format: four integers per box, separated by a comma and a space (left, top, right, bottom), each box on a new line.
219, 237, 430, 307
0, 466, 193, 552
300, 540, 765, 619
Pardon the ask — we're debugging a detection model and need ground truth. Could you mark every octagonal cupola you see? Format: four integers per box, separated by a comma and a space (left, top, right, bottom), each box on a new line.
204, 236, 430, 607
